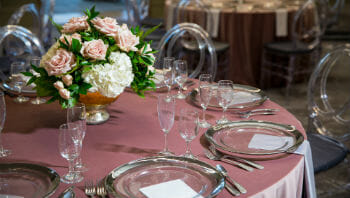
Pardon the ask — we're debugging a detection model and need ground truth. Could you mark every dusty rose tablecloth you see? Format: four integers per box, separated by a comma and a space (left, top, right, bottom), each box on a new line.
1, 83, 308, 197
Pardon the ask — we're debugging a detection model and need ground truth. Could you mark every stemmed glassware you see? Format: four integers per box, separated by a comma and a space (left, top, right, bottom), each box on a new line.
0, 91, 10, 157
178, 109, 199, 159
163, 57, 175, 94
67, 103, 87, 172
30, 56, 46, 104
216, 80, 234, 124
58, 123, 83, 184
157, 94, 176, 155
174, 60, 188, 99
10, 61, 29, 103
198, 74, 213, 128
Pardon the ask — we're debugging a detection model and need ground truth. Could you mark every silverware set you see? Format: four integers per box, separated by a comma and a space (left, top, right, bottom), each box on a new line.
234, 108, 279, 118
85, 180, 107, 198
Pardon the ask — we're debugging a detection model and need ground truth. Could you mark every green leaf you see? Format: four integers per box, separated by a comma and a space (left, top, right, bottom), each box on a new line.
81, 61, 92, 66
71, 38, 82, 54
68, 84, 79, 94
141, 23, 161, 40
84, 6, 100, 20
49, 17, 63, 33
82, 66, 92, 73
58, 40, 69, 51
26, 76, 37, 86
22, 72, 33, 77
47, 96, 57, 104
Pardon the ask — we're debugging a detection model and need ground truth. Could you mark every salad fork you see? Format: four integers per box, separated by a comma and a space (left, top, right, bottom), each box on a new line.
85, 180, 96, 197
96, 181, 107, 198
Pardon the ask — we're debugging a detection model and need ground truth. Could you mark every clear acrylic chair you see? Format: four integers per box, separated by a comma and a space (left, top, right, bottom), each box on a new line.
8, 0, 55, 48
260, 0, 322, 96
307, 45, 350, 173
155, 23, 217, 79
125, 0, 150, 27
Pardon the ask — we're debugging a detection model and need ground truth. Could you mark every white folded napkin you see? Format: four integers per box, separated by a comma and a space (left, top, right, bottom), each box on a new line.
0, 195, 24, 198
206, 8, 220, 38
248, 134, 294, 151
231, 91, 261, 105
275, 8, 288, 37
140, 179, 204, 198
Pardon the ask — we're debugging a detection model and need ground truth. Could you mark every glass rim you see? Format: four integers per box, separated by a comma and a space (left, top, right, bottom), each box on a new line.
11, 61, 25, 66
59, 123, 79, 131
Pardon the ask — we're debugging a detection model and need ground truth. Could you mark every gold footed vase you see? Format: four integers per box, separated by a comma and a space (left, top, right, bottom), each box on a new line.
79, 92, 120, 125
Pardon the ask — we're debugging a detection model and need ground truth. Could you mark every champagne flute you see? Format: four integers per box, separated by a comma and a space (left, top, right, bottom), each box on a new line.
0, 91, 10, 157
67, 103, 87, 172
216, 80, 234, 124
174, 60, 188, 99
10, 61, 29, 103
30, 56, 46, 104
198, 74, 213, 128
163, 57, 175, 94
157, 94, 176, 155
58, 123, 83, 184
179, 109, 199, 159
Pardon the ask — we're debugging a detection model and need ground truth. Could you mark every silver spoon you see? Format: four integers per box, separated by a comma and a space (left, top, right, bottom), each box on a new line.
216, 164, 247, 194
204, 148, 253, 172
239, 112, 276, 118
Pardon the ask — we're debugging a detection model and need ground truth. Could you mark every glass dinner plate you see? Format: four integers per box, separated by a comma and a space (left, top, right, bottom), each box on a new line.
105, 156, 225, 198
2, 80, 36, 96
205, 120, 304, 156
0, 163, 60, 198
188, 84, 268, 110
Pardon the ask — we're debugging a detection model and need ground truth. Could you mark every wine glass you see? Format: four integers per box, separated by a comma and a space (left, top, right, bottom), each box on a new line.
58, 123, 83, 184
198, 74, 213, 128
67, 103, 87, 172
179, 109, 199, 159
216, 80, 234, 124
163, 57, 175, 94
0, 91, 10, 157
30, 56, 46, 104
10, 61, 29, 103
174, 60, 188, 99
157, 94, 176, 155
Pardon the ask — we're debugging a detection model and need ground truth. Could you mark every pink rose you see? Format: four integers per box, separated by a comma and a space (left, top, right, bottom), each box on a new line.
80, 39, 108, 60
59, 33, 81, 46
53, 81, 64, 90
62, 16, 89, 33
59, 88, 71, 100
62, 74, 73, 86
115, 24, 139, 52
45, 49, 75, 76
91, 17, 119, 37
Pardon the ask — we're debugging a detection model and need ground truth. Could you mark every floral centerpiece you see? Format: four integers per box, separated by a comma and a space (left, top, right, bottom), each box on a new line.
24, 6, 157, 110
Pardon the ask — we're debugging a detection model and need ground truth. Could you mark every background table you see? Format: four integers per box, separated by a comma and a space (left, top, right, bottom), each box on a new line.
165, 0, 303, 87
2, 82, 306, 197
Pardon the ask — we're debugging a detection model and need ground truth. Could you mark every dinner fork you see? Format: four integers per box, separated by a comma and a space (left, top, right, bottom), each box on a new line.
96, 180, 107, 198
85, 180, 96, 198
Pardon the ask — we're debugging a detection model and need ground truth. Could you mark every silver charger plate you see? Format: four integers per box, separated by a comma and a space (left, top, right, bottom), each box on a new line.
2, 80, 36, 96
188, 84, 268, 110
105, 156, 225, 198
0, 163, 60, 198
205, 120, 304, 157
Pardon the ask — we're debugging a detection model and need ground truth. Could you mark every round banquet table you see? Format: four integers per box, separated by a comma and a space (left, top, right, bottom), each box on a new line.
1, 81, 306, 198
164, 0, 305, 87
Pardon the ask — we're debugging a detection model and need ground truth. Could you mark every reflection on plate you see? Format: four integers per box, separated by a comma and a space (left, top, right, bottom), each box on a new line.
0, 163, 60, 198
205, 120, 304, 156
105, 156, 225, 198
189, 84, 268, 110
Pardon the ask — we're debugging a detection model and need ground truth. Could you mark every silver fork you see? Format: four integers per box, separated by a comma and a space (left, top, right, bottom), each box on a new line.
96, 180, 107, 198
239, 111, 276, 118
85, 180, 96, 198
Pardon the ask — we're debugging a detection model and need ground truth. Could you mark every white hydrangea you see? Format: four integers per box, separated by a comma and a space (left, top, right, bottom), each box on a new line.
82, 51, 134, 98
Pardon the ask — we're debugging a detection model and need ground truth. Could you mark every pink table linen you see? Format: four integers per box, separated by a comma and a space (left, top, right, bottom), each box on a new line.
1, 83, 307, 198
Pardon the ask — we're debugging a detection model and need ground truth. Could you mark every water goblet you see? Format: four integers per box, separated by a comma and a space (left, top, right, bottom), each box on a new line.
30, 56, 46, 105
163, 57, 175, 94
179, 109, 199, 159
0, 91, 10, 157
58, 123, 83, 184
216, 80, 234, 124
198, 74, 213, 128
67, 103, 88, 172
174, 60, 188, 99
157, 94, 176, 155
10, 61, 29, 103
